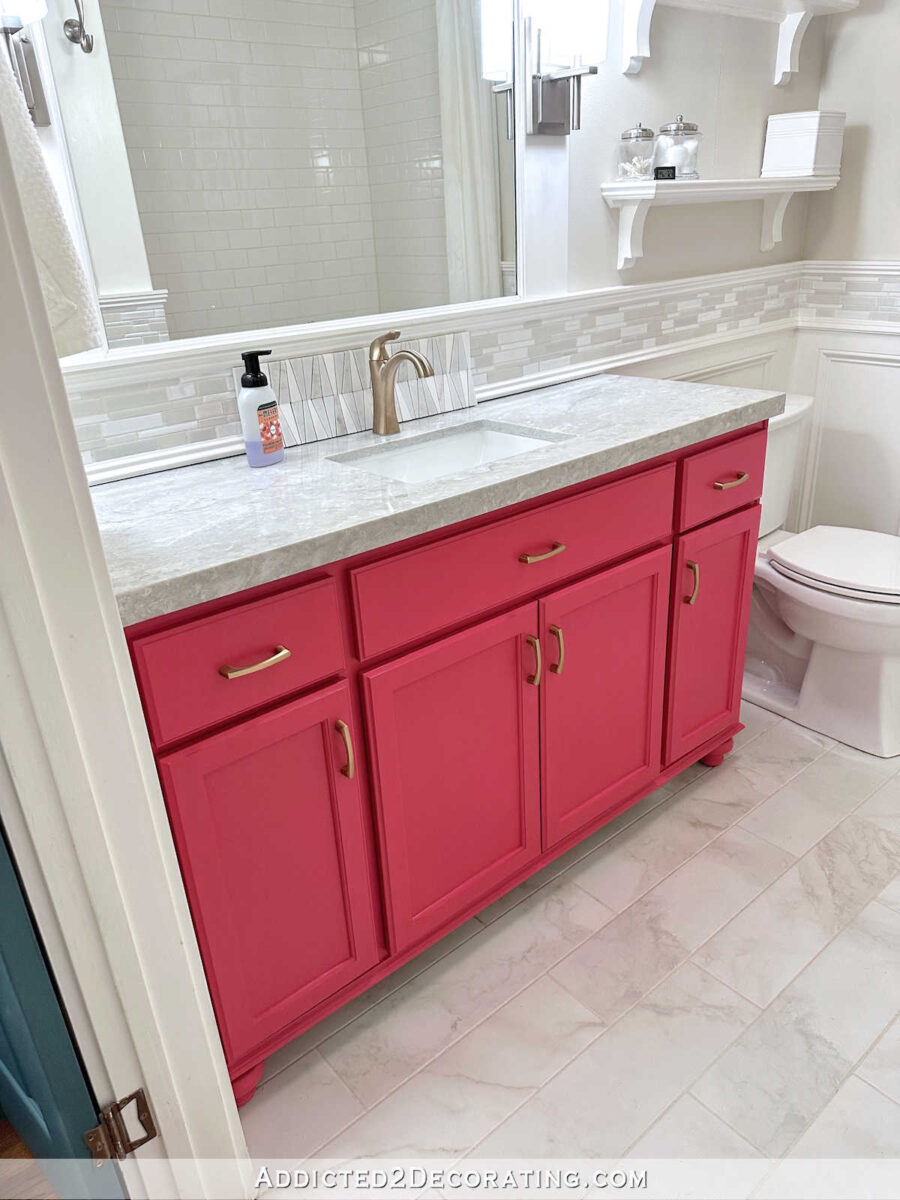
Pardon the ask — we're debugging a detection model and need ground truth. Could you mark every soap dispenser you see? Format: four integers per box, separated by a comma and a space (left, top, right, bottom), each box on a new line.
237, 349, 284, 467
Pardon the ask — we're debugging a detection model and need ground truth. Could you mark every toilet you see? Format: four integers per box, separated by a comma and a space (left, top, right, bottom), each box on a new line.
743, 394, 900, 758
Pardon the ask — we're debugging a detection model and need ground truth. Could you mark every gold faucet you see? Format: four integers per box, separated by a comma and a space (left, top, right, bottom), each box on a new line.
369, 331, 435, 436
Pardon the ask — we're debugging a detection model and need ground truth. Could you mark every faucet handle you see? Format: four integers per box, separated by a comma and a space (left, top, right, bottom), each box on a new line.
369, 330, 401, 362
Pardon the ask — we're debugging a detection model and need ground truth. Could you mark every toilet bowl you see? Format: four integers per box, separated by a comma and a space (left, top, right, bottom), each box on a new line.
748, 523, 900, 748
743, 393, 900, 757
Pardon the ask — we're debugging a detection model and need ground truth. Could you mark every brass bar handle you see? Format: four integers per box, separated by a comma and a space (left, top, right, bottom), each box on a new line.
335, 720, 355, 780
685, 561, 701, 606
713, 471, 750, 491
526, 635, 542, 686
549, 625, 565, 675
519, 542, 566, 565
218, 645, 291, 680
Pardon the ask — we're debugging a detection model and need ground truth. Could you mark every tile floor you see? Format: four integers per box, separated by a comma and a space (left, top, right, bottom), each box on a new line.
242, 702, 900, 1177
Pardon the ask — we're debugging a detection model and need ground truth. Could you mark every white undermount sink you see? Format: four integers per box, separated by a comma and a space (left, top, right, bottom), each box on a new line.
328, 420, 567, 484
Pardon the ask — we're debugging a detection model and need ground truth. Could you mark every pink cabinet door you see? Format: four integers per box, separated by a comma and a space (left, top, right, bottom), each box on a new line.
665, 505, 761, 765
158, 682, 379, 1067
363, 605, 541, 953
541, 547, 672, 850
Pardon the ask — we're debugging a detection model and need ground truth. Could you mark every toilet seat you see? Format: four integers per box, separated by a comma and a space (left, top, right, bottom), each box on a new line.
767, 526, 900, 605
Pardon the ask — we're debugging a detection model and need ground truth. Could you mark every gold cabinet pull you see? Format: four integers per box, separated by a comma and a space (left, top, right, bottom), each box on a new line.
519, 542, 566, 565
685, 561, 701, 606
525, 635, 542, 686
549, 625, 565, 675
335, 720, 355, 779
713, 471, 750, 491
218, 645, 291, 680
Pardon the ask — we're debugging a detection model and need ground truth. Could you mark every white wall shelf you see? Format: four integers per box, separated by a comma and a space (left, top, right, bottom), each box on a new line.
622, 0, 859, 85
601, 176, 839, 270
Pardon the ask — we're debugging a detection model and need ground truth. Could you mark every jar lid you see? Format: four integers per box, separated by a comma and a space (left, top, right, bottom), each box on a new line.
659, 114, 699, 134
620, 122, 654, 140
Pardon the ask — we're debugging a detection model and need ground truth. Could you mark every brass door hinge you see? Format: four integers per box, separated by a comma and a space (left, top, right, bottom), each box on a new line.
84, 1088, 158, 1162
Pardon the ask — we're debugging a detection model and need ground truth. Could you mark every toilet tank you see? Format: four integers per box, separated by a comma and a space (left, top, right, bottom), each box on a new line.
759, 393, 815, 537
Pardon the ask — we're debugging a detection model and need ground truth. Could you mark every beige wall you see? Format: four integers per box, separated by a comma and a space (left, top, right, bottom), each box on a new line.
568, 5, 827, 291
804, 2, 900, 262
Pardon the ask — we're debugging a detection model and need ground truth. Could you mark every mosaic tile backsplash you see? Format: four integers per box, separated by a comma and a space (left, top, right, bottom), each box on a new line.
240, 333, 474, 448
70, 264, 900, 468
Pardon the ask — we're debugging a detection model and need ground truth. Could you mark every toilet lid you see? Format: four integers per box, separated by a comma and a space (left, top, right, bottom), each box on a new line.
768, 526, 900, 599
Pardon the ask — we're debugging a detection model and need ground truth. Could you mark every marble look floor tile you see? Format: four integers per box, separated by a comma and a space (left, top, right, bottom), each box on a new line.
692, 900, 900, 1156
788, 1075, 900, 1157
857, 1015, 900, 1104
312, 976, 603, 1164
732, 701, 782, 751
569, 786, 731, 913
317, 877, 613, 1107
740, 743, 899, 858
551, 828, 793, 1023
727, 722, 834, 799
695, 809, 900, 1007
242, 1050, 365, 1160
471, 963, 756, 1160
474, 790, 673, 926
878, 876, 900, 915
625, 1094, 762, 1158
262, 921, 483, 1084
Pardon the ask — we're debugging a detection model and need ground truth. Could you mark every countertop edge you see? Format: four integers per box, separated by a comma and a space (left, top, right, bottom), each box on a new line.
114, 393, 784, 627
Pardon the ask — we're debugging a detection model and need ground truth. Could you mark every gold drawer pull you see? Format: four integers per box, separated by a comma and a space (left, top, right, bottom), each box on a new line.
335, 720, 355, 780
519, 541, 566, 565
526, 635, 542, 686
549, 625, 565, 675
713, 471, 750, 491
685, 561, 700, 606
218, 645, 291, 680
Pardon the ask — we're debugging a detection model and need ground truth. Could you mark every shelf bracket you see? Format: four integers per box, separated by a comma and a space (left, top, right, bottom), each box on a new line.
622, 0, 656, 75
761, 191, 793, 252
774, 10, 813, 86
615, 198, 653, 270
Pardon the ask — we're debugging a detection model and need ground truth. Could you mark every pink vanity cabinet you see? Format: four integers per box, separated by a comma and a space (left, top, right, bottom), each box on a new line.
125, 421, 767, 1106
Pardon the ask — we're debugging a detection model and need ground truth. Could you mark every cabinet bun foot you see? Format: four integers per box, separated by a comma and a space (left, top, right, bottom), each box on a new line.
231, 1062, 265, 1107
701, 737, 734, 768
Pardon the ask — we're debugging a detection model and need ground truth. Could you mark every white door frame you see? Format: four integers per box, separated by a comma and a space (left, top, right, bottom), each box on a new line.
0, 115, 252, 1200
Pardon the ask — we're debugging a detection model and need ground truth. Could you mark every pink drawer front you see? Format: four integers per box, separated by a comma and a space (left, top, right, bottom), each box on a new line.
678, 428, 767, 532
351, 463, 677, 660
132, 577, 346, 747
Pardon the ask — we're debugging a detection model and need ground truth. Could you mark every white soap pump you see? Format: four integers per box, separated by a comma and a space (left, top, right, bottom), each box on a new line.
237, 349, 284, 467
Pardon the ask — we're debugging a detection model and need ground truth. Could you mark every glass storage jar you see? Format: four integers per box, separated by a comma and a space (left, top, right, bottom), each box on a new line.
617, 122, 655, 179
653, 115, 702, 180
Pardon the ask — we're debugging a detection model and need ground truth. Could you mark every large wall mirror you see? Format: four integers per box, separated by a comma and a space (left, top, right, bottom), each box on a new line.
20, 0, 517, 346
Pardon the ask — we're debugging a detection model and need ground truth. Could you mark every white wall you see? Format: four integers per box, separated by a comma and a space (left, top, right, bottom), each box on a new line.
804, 2, 900, 262
569, 5, 826, 291
43, 0, 153, 299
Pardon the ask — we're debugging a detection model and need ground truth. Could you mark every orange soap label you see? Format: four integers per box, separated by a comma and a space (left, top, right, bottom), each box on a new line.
257, 401, 283, 454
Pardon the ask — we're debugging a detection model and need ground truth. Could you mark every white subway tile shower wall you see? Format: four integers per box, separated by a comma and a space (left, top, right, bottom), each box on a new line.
98, 0, 381, 340
237, 333, 474, 447
356, 0, 449, 314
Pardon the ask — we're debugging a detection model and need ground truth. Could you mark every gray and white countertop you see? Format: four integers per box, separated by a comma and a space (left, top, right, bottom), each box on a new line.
91, 373, 785, 626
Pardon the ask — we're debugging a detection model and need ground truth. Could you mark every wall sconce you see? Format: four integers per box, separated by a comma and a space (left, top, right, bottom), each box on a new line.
526, 0, 607, 136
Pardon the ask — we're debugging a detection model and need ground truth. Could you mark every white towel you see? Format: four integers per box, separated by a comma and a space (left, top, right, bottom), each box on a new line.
0, 48, 102, 357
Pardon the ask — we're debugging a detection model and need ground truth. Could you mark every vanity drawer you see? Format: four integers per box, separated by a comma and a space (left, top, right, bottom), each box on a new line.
132, 578, 345, 747
351, 463, 676, 659
678, 428, 767, 532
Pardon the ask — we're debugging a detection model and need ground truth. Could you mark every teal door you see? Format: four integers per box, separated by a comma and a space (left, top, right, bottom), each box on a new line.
0, 821, 125, 1199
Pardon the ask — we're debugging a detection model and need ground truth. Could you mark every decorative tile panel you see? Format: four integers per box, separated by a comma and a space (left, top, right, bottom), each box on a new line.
233, 333, 475, 448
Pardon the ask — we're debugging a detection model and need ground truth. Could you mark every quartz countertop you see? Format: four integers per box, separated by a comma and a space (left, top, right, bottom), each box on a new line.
91, 373, 785, 626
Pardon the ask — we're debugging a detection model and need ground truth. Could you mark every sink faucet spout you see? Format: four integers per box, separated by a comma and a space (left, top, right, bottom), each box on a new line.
369, 331, 435, 436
